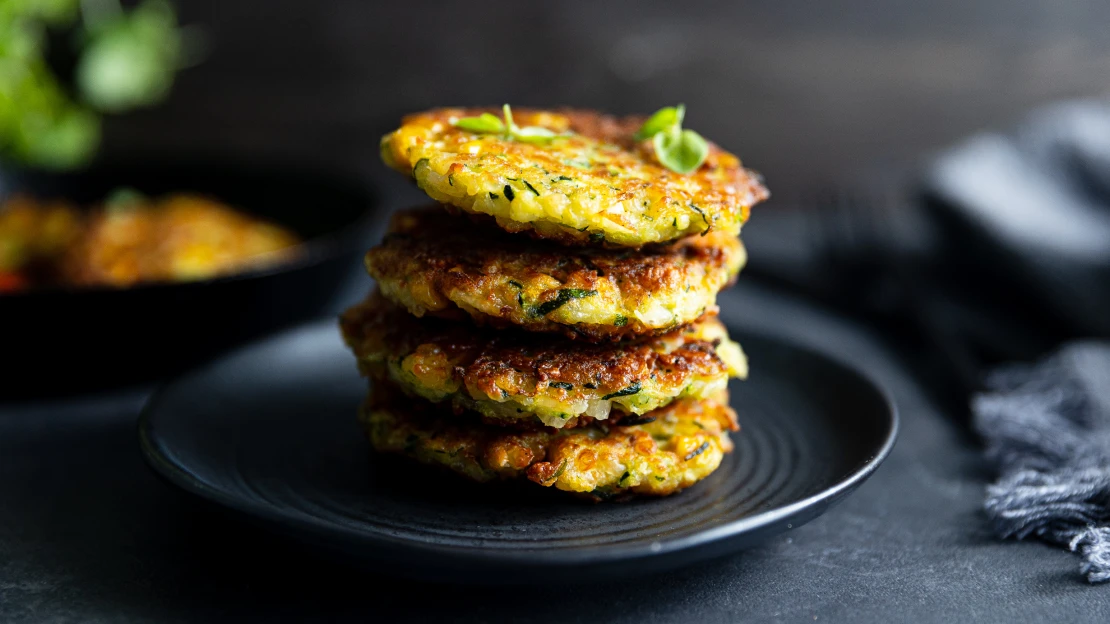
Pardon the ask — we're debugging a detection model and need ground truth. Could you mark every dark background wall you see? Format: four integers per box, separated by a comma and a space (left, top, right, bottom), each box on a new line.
103, 0, 1110, 205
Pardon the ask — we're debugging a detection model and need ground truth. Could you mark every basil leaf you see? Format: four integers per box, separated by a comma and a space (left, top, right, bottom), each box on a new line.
637, 104, 709, 174
513, 126, 558, 143
454, 112, 504, 134
654, 127, 708, 174
635, 105, 682, 140
453, 105, 562, 144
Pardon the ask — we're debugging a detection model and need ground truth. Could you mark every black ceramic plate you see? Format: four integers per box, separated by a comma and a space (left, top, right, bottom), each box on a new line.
140, 320, 897, 583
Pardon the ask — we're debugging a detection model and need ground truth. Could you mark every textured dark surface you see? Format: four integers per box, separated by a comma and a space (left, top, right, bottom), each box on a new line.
3, 282, 1109, 622
138, 323, 894, 583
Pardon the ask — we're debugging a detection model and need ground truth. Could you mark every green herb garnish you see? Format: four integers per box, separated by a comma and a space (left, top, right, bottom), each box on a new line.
523, 180, 541, 195
689, 203, 711, 235
453, 112, 503, 134
453, 104, 561, 143
548, 459, 568, 483
549, 381, 574, 390
684, 441, 710, 461
533, 288, 597, 316
508, 280, 525, 306
613, 314, 628, 327
503, 185, 515, 201
636, 104, 708, 175
601, 381, 642, 400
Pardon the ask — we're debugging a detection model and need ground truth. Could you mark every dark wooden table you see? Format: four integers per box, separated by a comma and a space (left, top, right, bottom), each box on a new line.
106, 0, 1110, 196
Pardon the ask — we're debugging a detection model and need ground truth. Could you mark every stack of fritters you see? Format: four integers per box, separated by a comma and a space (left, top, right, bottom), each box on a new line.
342, 107, 768, 500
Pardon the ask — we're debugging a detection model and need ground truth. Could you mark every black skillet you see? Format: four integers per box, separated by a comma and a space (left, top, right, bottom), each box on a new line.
0, 157, 378, 398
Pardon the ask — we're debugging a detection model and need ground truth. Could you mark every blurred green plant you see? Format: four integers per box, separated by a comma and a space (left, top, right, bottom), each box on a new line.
0, 0, 199, 169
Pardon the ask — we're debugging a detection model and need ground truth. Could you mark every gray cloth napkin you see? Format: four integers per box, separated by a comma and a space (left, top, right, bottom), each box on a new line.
925, 99, 1110, 341
927, 101, 1110, 584
973, 343, 1110, 583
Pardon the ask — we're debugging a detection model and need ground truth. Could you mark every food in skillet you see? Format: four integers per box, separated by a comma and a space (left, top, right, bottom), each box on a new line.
379, 106, 767, 247
0, 191, 301, 292
344, 104, 767, 500
366, 206, 746, 341
0, 195, 83, 292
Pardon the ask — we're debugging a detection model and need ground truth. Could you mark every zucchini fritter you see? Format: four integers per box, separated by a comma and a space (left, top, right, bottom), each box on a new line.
0, 193, 301, 291
367, 207, 747, 341
362, 385, 737, 500
65, 194, 301, 286
380, 108, 768, 247
340, 294, 747, 429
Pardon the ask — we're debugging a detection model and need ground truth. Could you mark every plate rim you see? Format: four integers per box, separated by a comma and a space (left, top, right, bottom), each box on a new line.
138, 319, 899, 570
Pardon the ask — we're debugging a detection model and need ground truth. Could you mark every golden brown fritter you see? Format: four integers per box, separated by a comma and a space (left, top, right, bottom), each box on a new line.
340, 294, 747, 429
0, 193, 301, 291
64, 194, 301, 287
379, 108, 768, 247
362, 383, 738, 500
366, 207, 747, 341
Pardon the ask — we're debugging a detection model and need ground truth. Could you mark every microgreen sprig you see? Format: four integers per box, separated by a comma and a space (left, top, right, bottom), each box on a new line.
636, 104, 709, 175
453, 104, 560, 144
